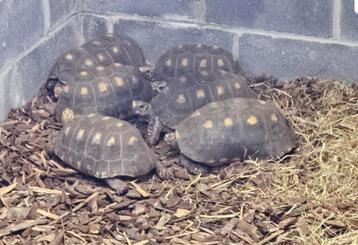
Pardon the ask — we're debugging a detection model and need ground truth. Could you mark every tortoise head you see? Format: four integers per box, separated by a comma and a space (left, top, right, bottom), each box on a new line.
163, 131, 179, 148
150, 81, 168, 94
132, 100, 152, 118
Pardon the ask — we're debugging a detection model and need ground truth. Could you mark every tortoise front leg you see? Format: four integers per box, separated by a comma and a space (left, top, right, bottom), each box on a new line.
147, 115, 164, 146
105, 178, 128, 195
179, 155, 210, 175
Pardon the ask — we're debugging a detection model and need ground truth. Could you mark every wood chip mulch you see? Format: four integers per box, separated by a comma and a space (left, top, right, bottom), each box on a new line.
0, 77, 357, 244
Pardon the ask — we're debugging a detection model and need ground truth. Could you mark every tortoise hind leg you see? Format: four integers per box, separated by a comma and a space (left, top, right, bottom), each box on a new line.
147, 115, 164, 146
155, 161, 173, 180
179, 155, 209, 175
105, 178, 128, 195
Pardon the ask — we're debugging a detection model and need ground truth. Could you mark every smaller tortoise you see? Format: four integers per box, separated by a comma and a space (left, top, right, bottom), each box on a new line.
153, 43, 243, 82
54, 63, 155, 122
133, 71, 257, 146
164, 98, 296, 174
52, 113, 167, 194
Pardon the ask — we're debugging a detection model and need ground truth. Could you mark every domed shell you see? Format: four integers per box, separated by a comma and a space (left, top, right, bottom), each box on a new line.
175, 98, 296, 166
48, 49, 98, 83
48, 34, 145, 83
54, 64, 154, 122
54, 114, 156, 178
81, 34, 146, 67
151, 71, 257, 129
154, 43, 242, 82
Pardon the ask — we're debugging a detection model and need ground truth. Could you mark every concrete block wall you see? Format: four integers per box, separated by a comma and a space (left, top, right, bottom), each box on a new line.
1, 0, 358, 121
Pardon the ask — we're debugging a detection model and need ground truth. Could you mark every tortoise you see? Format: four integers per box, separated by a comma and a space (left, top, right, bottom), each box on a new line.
164, 97, 297, 174
52, 113, 168, 194
46, 33, 147, 98
153, 43, 243, 83
54, 63, 155, 122
132, 70, 257, 146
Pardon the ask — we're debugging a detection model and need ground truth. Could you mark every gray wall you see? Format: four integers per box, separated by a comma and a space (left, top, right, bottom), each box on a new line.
1, 0, 358, 121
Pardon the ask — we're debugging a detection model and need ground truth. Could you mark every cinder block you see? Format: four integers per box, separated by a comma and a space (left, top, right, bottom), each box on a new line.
0, 18, 79, 121
341, 0, 358, 41
83, 0, 202, 21
82, 14, 109, 43
239, 34, 358, 82
113, 19, 235, 64
0, 0, 45, 70
206, 0, 333, 37
48, 0, 79, 28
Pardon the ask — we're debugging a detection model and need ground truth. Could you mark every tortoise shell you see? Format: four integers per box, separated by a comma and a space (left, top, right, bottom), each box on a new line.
151, 71, 257, 128
49, 34, 145, 83
154, 43, 242, 82
54, 114, 156, 178
81, 34, 146, 67
175, 98, 296, 166
54, 63, 154, 122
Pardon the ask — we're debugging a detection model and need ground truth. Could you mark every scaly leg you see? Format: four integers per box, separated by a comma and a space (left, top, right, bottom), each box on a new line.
179, 155, 210, 175
105, 178, 128, 195
147, 115, 164, 146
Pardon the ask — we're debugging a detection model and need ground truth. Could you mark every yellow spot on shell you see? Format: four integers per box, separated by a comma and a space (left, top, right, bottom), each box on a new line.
199, 59, 207, 68
97, 53, 105, 61
76, 129, 85, 141
176, 94, 186, 104
112, 46, 119, 53
80, 71, 88, 76
224, 117, 233, 127
179, 76, 187, 83
61, 108, 74, 122
92, 133, 102, 144
96, 66, 105, 71
200, 70, 208, 76
234, 82, 241, 90
114, 76, 124, 87
107, 137, 116, 146
175, 131, 180, 140
65, 54, 73, 60
247, 115, 258, 125
64, 126, 71, 136
165, 59, 172, 66
271, 113, 278, 122
85, 59, 94, 67
203, 120, 213, 129
102, 116, 111, 121
191, 111, 201, 118
114, 63, 122, 67
181, 58, 188, 67
128, 136, 138, 145
217, 58, 225, 67
80, 87, 89, 95
216, 85, 225, 96
196, 89, 206, 98
98, 82, 108, 92
207, 160, 216, 164
116, 122, 124, 128
87, 113, 96, 117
